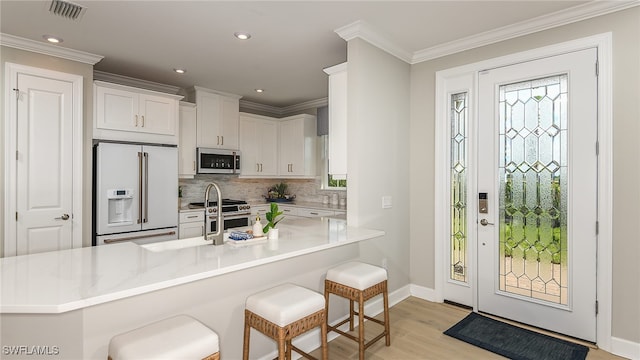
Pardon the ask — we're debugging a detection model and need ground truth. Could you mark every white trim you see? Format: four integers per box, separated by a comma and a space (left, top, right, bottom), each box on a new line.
335, 20, 413, 63
4, 63, 84, 256
93, 70, 181, 95
611, 337, 640, 360
409, 284, 438, 302
0, 33, 103, 65
239, 98, 327, 118
434, 33, 613, 351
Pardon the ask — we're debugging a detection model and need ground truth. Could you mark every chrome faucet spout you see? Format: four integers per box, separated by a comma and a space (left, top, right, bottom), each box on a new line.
204, 182, 224, 245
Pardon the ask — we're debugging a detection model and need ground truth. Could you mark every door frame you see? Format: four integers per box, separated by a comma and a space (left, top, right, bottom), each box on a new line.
434, 33, 612, 349
4, 62, 84, 256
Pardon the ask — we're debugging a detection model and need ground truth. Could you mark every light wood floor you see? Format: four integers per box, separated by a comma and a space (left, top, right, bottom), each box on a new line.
309, 296, 625, 359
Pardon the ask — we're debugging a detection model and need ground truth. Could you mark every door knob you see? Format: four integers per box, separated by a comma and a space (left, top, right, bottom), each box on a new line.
480, 219, 494, 226
55, 214, 70, 221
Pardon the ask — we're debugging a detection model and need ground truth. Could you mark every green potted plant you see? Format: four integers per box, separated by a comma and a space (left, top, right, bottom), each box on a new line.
263, 202, 284, 239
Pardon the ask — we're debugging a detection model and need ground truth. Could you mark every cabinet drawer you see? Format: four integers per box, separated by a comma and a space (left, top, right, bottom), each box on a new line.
279, 206, 298, 216
179, 211, 205, 223
297, 209, 335, 218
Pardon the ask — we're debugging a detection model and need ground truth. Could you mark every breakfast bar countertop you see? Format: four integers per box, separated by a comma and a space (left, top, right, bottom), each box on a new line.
0, 218, 384, 314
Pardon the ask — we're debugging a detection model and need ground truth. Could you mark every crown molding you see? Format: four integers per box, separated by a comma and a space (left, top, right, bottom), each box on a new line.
335, 20, 413, 63
240, 97, 327, 118
94, 70, 182, 95
0, 33, 103, 65
412, 1, 640, 64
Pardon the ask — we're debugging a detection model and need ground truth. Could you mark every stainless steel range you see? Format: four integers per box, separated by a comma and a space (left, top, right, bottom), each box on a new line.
189, 199, 251, 233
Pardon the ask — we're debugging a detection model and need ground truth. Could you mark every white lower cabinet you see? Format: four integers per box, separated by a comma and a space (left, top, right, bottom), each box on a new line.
178, 210, 205, 239
297, 208, 335, 217
251, 204, 342, 224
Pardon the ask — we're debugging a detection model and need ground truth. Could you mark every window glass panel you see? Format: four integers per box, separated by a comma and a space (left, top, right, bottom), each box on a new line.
450, 92, 468, 283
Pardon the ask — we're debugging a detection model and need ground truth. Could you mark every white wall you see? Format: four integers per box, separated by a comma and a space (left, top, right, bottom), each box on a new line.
409, 7, 640, 344
346, 38, 412, 291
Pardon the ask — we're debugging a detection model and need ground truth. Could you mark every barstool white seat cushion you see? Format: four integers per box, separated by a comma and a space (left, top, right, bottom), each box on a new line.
326, 262, 388, 290
245, 283, 325, 327
108, 315, 219, 360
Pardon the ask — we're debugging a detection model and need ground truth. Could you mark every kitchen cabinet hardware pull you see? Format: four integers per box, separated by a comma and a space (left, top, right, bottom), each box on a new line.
186, 215, 198, 219
310, 212, 318, 215
221, 136, 224, 146
217, 136, 220, 146
135, 115, 138, 127
260, 163, 263, 172
256, 163, 260, 172
141, 115, 145, 127
137, 152, 143, 224
143, 152, 149, 223
103, 231, 176, 243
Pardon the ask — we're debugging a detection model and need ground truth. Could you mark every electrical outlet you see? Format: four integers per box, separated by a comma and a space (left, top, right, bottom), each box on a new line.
382, 258, 388, 269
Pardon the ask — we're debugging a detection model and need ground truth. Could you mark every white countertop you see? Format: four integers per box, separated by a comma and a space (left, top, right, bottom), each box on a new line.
0, 218, 383, 314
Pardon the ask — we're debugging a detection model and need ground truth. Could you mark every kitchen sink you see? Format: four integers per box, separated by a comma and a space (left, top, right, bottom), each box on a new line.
140, 236, 214, 252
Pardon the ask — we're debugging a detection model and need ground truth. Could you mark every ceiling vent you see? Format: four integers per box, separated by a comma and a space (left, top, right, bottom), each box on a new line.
49, 0, 85, 20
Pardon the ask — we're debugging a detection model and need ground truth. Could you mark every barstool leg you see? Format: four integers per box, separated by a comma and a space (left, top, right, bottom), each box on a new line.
321, 318, 328, 360
277, 328, 286, 360
349, 299, 355, 331
243, 311, 251, 360
358, 292, 365, 360
383, 282, 390, 346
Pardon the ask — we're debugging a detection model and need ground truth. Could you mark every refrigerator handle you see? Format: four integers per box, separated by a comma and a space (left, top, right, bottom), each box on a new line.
143, 152, 149, 223
137, 152, 143, 224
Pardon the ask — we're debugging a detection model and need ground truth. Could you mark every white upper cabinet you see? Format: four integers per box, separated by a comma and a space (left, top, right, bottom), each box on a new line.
278, 114, 317, 177
94, 81, 182, 144
239, 113, 278, 176
187, 86, 242, 149
178, 102, 197, 178
323, 62, 347, 177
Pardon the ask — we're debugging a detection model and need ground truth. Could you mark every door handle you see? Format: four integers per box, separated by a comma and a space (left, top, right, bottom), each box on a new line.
480, 219, 494, 226
54, 214, 70, 220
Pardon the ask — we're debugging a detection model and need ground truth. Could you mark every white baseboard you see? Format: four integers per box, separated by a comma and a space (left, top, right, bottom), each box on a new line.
409, 284, 438, 302
611, 336, 640, 360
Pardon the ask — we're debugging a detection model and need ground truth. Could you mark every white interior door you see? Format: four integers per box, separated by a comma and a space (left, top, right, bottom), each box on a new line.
14, 73, 75, 255
477, 48, 598, 341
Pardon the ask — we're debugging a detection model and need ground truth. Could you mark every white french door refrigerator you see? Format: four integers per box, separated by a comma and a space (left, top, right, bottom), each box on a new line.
94, 142, 178, 245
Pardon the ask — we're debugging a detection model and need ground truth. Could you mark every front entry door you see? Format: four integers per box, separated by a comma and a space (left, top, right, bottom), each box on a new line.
477, 48, 598, 342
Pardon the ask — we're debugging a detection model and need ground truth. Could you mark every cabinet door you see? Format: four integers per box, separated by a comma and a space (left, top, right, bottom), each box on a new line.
297, 208, 335, 218
139, 94, 177, 136
95, 85, 138, 132
179, 222, 204, 239
279, 119, 306, 175
220, 96, 239, 149
258, 120, 278, 175
179, 104, 197, 177
196, 91, 221, 148
239, 116, 259, 175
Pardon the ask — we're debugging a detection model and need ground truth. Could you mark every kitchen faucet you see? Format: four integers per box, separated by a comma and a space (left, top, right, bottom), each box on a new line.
204, 182, 224, 245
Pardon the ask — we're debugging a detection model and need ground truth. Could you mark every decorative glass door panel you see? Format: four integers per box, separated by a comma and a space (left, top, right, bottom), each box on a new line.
499, 75, 567, 304
477, 48, 597, 342
451, 92, 468, 283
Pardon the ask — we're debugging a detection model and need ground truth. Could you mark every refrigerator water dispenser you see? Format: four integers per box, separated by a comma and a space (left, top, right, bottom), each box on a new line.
107, 189, 133, 225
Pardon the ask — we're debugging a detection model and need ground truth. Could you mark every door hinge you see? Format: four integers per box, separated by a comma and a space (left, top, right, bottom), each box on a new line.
595, 300, 599, 315
596, 141, 599, 156
596, 221, 599, 235
595, 61, 599, 77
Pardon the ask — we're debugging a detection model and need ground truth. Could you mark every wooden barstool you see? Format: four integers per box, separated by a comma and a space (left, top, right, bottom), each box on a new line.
243, 283, 328, 360
324, 261, 390, 360
108, 315, 219, 360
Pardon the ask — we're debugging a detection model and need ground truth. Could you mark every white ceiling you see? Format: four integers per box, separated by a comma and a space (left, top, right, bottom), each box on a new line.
0, 1, 618, 108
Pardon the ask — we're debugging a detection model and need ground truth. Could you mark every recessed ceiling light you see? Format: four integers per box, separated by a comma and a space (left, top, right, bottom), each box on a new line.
173, 68, 186, 74
234, 32, 251, 40
43, 35, 63, 43
255, 89, 264, 93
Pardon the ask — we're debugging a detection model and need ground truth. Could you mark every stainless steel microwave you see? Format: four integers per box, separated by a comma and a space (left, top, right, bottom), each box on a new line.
197, 148, 241, 174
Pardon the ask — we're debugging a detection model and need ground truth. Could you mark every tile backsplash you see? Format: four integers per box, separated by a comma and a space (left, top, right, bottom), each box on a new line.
179, 175, 343, 205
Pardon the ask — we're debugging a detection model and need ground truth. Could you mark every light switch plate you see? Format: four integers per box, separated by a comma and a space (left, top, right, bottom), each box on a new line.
382, 196, 392, 209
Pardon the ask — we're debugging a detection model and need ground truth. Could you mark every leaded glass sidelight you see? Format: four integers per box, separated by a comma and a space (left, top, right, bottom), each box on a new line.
498, 75, 568, 305
450, 92, 468, 283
